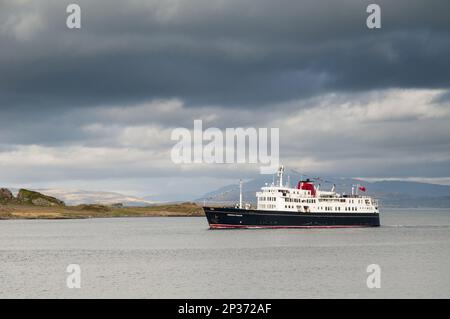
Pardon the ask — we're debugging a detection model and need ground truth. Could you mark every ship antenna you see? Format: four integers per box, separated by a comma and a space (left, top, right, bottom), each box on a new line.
239, 179, 243, 209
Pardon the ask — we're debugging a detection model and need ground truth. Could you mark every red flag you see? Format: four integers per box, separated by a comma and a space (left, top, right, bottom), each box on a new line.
358, 186, 366, 192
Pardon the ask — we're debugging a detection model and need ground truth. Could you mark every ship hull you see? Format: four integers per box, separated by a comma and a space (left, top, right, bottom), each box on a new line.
203, 207, 380, 229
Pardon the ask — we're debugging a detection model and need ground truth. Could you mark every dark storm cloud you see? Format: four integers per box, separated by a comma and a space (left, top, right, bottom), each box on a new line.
1, 0, 450, 110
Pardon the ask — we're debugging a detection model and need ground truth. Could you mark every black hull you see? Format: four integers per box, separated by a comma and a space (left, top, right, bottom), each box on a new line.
203, 207, 380, 229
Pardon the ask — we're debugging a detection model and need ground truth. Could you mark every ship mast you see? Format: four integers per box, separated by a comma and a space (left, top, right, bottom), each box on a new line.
239, 179, 243, 209
277, 165, 285, 187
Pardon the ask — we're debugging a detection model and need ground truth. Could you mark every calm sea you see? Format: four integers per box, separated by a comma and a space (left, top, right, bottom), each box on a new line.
1, 208, 449, 298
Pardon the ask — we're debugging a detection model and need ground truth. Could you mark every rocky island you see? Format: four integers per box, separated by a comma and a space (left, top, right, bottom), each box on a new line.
0, 188, 203, 219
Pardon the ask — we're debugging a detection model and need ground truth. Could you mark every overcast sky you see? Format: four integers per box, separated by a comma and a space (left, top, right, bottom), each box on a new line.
1, 0, 450, 201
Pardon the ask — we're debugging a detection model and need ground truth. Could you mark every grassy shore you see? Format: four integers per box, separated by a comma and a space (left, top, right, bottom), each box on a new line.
0, 202, 205, 219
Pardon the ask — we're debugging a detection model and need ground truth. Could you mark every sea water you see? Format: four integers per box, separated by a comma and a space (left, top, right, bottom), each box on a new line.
0, 208, 449, 298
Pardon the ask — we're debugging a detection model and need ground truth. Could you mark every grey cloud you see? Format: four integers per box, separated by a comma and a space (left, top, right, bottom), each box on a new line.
1, 0, 450, 110
433, 90, 450, 104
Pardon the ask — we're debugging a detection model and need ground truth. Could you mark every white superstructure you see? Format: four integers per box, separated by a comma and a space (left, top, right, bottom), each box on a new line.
255, 166, 379, 214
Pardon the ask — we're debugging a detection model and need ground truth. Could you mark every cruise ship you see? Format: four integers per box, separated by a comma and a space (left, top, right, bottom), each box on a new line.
203, 166, 380, 229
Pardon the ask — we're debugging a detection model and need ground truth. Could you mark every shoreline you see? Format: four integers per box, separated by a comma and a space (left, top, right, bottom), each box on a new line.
0, 202, 205, 220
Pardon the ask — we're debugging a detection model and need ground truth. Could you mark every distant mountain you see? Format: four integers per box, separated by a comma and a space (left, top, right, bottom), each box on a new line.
197, 173, 450, 208
9, 188, 155, 207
